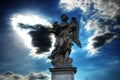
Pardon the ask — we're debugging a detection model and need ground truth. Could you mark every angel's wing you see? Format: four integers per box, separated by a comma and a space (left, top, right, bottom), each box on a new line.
70, 21, 82, 48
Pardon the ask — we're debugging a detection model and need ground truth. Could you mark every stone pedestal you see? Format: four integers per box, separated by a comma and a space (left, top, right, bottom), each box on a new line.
49, 67, 77, 80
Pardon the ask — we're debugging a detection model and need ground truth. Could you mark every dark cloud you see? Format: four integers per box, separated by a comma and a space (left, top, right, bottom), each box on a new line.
93, 33, 117, 48
102, 15, 120, 27
29, 26, 51, 53
28, 72, 48, 80
18, 23, 52, 54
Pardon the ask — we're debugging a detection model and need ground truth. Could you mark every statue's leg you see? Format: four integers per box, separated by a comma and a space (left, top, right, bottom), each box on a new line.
63, 50, 69, 64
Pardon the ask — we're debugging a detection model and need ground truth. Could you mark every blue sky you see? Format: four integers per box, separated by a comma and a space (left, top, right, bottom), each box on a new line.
0, 0, 120, 80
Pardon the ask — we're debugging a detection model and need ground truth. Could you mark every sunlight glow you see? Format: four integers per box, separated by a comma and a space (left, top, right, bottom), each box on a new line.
10, 13, 55, 58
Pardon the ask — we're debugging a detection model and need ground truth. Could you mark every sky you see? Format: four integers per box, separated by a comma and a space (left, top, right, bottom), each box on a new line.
0, 0, 120, 80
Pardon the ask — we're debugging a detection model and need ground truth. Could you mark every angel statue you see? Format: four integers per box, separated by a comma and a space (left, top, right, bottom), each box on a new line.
48, 14, 81, 68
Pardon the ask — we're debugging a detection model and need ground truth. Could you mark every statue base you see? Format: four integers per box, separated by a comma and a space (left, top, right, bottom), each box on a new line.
49, 67, 77, 80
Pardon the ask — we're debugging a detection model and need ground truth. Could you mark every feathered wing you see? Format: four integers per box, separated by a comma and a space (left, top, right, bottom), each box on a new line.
71, 23, 82, 48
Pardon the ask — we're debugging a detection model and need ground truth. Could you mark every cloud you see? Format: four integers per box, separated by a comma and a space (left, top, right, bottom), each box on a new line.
59, 0, 120, 55
27, 72, 49, 80
92, 0, 120, 19
92, 33, 117, 48
10, 14, 55, 58
87, 32, 117, 55
59, 0, 91, 12
85, 19, 118, 55
0, 71, 50, 80
85, 18, 119, 55
59, 0, 120, 15
18, 23, 52, 54
0, 71, 26, 80
114, 25, 120, 30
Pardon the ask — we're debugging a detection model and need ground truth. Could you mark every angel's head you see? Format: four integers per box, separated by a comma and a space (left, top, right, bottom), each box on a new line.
60, 14, 68, 22
71, 17, 77, 23
72, 17, 76, 21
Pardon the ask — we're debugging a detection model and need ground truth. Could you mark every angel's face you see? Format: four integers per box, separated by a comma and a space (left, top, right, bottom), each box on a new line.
61, 14, 68, 21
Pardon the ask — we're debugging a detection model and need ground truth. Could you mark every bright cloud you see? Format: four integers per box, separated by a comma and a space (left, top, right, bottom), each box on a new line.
92, 0, 120, 19
59, 0, 91, 12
